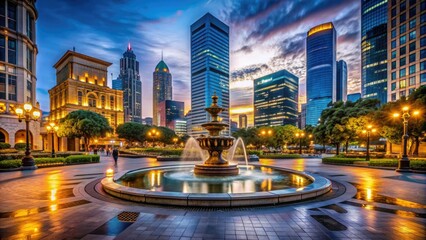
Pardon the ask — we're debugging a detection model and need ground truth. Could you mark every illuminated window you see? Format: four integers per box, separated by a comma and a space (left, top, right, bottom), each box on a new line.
400, 68, 406, 77
110, 96, 114, 109
409, 31, 416, 40
409, 65, 416, 74
400, 35, 406, 45
399, 79, 406, 88
400, 24, 406, 34
101, 95, 105, 108
409, 19, 416, 29
409, 76, 416, 86
88, 94, 96, 107
78, 91, 83, 105
8, 75, 16, 101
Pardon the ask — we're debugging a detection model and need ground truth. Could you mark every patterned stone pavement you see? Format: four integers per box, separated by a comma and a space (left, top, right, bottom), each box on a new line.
0, 155, 425, 239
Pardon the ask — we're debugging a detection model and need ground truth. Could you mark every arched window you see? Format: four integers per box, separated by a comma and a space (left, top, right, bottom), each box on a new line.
88, 94, 96, 107
101, 95, 105, 108
77, 91, 83, 105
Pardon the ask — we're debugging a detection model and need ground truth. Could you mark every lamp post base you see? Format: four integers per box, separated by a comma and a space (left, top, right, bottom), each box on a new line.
21, 155, 37, 170
395, 157, 410, 172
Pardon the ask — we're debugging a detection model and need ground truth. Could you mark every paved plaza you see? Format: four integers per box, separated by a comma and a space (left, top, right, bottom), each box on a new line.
0, 156, 425, 240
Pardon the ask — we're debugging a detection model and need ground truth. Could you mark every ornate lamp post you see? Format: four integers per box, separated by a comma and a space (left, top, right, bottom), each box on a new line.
362, 125, 376, 161
173, 137, 178, 148
46, 122, 59, 158
148, 129, 160, 147
259, 129, 273, 149
295, 132, 305, 154
15, 103, 41, 170
393, 106, 419, 172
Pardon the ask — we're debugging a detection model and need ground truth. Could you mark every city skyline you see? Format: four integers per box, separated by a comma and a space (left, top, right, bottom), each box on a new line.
36, 0, 361, 122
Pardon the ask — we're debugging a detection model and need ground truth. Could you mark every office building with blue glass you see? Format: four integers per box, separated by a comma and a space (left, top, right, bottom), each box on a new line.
361, 0, 388, 104
189, 13, 229, 136
306, 22, 336, 126
347, 93, 361, 102
112, 78, 122, 90
336, 60, 348, 102
254, 70, 299, 127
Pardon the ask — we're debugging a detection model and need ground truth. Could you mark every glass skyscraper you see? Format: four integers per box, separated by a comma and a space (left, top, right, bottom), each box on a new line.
361, 0, 388, 104
306, 22, 336, 126
336, 60, 348, 102
190, 13, 229, 136
119, 44, 142, 123
153, 58, 172, 126
254, 70, 299, 127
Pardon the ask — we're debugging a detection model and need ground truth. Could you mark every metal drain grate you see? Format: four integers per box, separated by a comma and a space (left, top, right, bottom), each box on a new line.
117, 211, 139, 222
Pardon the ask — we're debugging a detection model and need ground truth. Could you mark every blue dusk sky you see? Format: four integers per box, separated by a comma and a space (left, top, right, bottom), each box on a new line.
36, 0, 361, 125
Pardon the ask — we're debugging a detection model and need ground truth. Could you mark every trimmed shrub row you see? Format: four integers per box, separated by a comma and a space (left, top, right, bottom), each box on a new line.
322, 157, 366, 164
0, 155, 100, 169
0, 152, 84, 161
323, 157, 426, 170
14, 143, 28, 150
0, 143, 11, 149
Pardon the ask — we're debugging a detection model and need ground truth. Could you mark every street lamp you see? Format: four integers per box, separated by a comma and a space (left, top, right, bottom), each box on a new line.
46, 122, 59, 158
173, 137, 178, 148
259, 129, 273, 149
148, 129, 160, 147
362, 125, 376, 161
15, 103, 41, 170
393, 106, 420, 172
295, 132, 305, 154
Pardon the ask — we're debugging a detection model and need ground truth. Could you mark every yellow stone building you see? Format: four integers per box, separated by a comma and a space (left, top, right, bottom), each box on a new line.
46, 50, 124, 151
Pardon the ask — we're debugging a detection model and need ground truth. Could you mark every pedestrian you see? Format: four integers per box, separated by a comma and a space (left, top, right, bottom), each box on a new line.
106, 147, 110, 156
112, 148, 119, 166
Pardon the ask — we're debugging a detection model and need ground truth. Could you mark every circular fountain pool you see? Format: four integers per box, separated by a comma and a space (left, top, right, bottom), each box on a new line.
102, 164, 332, 207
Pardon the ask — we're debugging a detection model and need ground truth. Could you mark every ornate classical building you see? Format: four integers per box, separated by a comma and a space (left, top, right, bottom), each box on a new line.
47, 50, 124, 151
0, 0, 40, 149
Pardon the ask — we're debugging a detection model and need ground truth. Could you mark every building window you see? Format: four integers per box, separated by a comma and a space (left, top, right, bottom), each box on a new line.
110, 96, 114, 109
421, 37, 426, 47
400, 35, 406, 45
392, 7, 397, 17
400, 24, 407, 34
409, 6, 416, 18
392, 29, 397, 38
422, 1, 426, 11
409, 0, 415, 5
421, 73, 426, 83
421, 25, 426, 36
409, 42, 416, 52
26, 48, 33, 72
399, 79, 406, 88
400, 46, 406, 56
409, 19, 416, 29
400, 13, 406, 23
392, 71, 397, 80
400, 68, 406, 77
409, 31, 416, 40
26, 12, 33, 40
409, 65, 416, 74
101, 95, 105, 108
421, 49, 426, 59
421, 13, 426, 24
392, 19, 397, 28
0, 1, 4, 27
421, 61, 426, 71
400, 91, 406, 97
78, 91, 83, 105
88, 94, 96, 107
400, 57, 406, 67
7, 1, 16, 30
0, 35, 4, 62
392, 50, 397, 59
409, 53, 416, 63
392, 61, 397, 70
8, 74, 16, 101
391, 82, 396, 91
409, 88, 415, 94
0, 73, 5, 99
7, 38, 16, 64
409, 76, 416, 86
391, 40, 397, 49
391, 93, 396, 101
400, 1, 406, 11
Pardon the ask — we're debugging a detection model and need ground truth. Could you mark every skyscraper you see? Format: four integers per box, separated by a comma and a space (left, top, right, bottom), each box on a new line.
0, 0, 41, 149
153, 57, 172, 126
336, 60, 348, 102
361, 0, 388, 104
119, 43, 142, 123
238, 114, 247, 129
306, 22, 336, 126
347, 93, 361, 102
190, 13, 230, 136
387, 0, 426, 101
157, 100, 184, 130
112, 78, 122, 90
254, 70, 299, 127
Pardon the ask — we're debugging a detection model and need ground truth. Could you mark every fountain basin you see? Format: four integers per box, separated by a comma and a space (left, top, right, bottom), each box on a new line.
102, 164, 332, 207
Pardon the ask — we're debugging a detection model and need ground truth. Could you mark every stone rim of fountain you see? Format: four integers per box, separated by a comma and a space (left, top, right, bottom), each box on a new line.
101, 164, 332, 207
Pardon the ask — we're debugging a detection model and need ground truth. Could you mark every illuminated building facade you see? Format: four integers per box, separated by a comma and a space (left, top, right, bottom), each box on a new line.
306, 22, 336, 126
173, 119, 187, 136
153, 58, 172, 126
157, 100, 184, 130
387, 0, 426, 101
48, 50, 124, 151
254, 70, 299, 127
119, 44, 142, 123
0, 0, 41, 149
190, 13, 230, 136
336, 60, 348, 102
361, 0, 388, 104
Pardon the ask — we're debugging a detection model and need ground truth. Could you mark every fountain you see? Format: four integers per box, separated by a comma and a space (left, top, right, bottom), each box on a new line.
194, 94, 239, 176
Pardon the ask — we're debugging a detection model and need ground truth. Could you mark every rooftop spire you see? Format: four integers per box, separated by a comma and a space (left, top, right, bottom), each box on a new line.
128, 42, 131, 51
161, 50, 163, 61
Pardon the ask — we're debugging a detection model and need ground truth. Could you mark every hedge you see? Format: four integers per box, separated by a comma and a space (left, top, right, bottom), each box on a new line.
0, 154, 100, 169
14, 143, 28, 150
369, 159, 426, 170
0, 143, 11, 149
0, 152, 84, 161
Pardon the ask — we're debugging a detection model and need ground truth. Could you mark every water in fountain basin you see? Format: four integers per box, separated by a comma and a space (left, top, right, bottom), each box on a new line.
226, 137, 248, 167
181, 137, 208, 162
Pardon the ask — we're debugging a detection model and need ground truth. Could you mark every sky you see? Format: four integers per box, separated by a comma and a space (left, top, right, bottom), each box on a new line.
36, 0, 361, 126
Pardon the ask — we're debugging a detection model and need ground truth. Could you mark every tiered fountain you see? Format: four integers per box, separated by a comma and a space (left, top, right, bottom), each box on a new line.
194, 94, 239, 176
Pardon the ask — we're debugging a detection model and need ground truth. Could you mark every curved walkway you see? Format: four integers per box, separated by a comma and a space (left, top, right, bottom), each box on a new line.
0, 156, 425, 239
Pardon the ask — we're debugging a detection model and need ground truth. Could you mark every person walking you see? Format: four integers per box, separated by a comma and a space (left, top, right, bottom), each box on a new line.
112, 148, 119, 166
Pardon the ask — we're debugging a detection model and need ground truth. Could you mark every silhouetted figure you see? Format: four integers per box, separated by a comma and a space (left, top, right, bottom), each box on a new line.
112, 148, 119, 166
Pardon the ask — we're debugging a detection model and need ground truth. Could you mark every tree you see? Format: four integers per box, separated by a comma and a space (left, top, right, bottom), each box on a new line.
157, 126, 177, 144
58, 110, 112, 152
116, 122, 150, 145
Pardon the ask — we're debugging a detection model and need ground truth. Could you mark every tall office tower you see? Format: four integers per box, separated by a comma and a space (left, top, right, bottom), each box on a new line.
361, 0, 388, 104
119, 43, 142, 123
306, 22, 336, 126
238, 114, 247, 129
388, 0, 426, 101
153, 57, 172, 126
347, 93, 362, 102
300, 104, 307, 129
190, 13, 230, 137
0, 0, 41, 149
157, 100, 184, 130
112, 78, 122, 90
254, 70, 299, 127
336, 60, 348, 102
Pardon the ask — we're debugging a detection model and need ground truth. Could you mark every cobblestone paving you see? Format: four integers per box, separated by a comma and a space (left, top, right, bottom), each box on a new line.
0, 156, 425, 239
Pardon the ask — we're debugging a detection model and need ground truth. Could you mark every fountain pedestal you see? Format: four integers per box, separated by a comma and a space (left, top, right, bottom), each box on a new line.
194, 94, 239, 176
